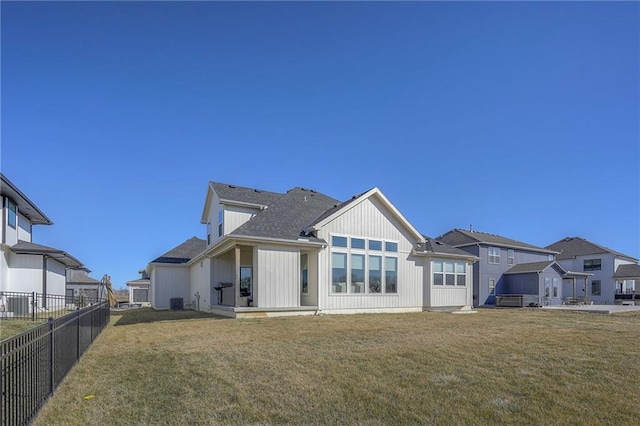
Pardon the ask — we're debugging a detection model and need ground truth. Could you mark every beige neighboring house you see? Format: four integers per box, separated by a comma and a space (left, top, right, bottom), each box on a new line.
65, 267, 102, 303
126, 270, 151, 307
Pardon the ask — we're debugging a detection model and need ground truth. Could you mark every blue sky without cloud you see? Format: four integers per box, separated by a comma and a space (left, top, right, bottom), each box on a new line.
2, 2, 638, 289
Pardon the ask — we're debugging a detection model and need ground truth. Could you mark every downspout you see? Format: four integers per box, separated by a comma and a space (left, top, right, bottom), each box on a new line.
42, 255, 48, 309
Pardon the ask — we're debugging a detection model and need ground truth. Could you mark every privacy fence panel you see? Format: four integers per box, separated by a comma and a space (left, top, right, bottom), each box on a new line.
1, 301, 110, 426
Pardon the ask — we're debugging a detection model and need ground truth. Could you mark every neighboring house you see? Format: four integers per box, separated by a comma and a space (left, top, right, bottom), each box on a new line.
546, 237, 640, 304
65, 267, 102, 302
125, 269, 151, 307
1, 174, 82, 309
435, 229, 586, 307
146, 237, 206, 310
145, 182, 476, 317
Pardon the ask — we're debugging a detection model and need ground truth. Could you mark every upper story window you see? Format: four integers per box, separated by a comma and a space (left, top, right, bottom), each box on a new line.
8, 199, 17, 229
351, 238, 365, 250
508, 250, 514, 265
207, 222, 212, 245
217, 210, 224, 237
488, 247, 500, 264
332, 236, 347, 247
368, 240, 382, 251
583, 259, 601, 271
385, 242, 398, 252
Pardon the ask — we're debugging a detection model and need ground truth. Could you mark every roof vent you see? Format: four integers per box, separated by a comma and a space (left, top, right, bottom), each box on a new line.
254, 189, 261, 193
228, 185, 236, 188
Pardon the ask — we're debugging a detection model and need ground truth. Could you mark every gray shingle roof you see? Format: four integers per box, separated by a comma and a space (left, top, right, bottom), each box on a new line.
437, 229, 556, 254
11, 240, 82, 268
504, 260, 560, 274
417, 236, 476, 257
613, 263, 640, 279
0, 173, 53, 225
230, 187, 340, 242
307, 188, 372, 228
546, 237, 638, 261
211, 182, 283, 207
152, 237, 206, 263
68, 273, 100, 284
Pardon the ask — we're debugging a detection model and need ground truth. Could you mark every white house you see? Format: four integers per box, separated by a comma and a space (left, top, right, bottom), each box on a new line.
547, 237, 640, 304
145, 182, 476, 317
125, 269, 151, 307
1, 174, 82, 308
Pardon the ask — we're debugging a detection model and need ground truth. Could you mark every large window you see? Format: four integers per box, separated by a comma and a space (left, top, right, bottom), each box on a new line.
351, 254, 365, 293
132, 288, 149, 303
301, 254, 309, 294
583, 259, 601, 271
433, 261, 466, 286
552, 278, 559, 298
369, 256, 382, 293
488, 247, 500, 264
331, 235, 398, 294
8, 200, 16, 229
217, 210, 224, 237
385, 257, 397, 293
332, 252, 347, 293
591, 280, 601, 296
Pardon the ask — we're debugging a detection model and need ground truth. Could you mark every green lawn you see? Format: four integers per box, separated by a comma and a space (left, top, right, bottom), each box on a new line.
34, 308, 640, 425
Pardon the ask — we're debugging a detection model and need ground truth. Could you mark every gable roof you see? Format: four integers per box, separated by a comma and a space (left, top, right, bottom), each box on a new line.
504, 260, 566, 275
0, 174, 53, 225
416, 236, 478, 258
307, 187, 424, 241
546, 237, 638, 262
230, 187, 339, 242
11, 240, 82, 268
437, 229, 556, 254
613, 263, 640, 279
151, 237, 207, 264
68, 272, 100, 284
211, 182, 283, 207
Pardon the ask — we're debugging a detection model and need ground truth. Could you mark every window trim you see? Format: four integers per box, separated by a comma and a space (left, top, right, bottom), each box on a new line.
508, 249, 514, 266
583, 258, 601, 272
217, 210, 224, 237
488, 247, 500, 264
432, 260, 467, 287
329, 234, 399, 295
591, 280, 601, 296
8, 199, 17, 229
488, 278, 496, 295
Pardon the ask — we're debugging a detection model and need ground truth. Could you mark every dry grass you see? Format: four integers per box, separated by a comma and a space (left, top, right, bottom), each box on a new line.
0, 319, 47, 340
34, 308, 640, 425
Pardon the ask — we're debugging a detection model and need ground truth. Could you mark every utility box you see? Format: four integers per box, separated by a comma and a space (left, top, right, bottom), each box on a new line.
169, 297, 184, 311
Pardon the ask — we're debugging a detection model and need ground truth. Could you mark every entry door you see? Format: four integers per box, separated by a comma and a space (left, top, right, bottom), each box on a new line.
240, 266, 252, 298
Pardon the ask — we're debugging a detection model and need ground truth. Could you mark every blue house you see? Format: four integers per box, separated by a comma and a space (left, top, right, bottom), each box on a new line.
436, 229, 574, 307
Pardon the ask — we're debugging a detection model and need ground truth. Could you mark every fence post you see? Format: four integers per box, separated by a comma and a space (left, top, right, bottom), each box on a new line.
48, 317, 55, 394
33, 292, 37, 321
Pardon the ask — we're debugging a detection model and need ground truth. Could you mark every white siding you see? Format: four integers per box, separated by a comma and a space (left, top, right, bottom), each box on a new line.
256, 245, 299, 308
46, 258, 66, 296
190, 258, 211, 310
0, 249, 9, 291
316, 196, 423, 312
424, 259, 473, 308
225, 205, 260, 235
7, 253, 42, 293
300, 250, 318, 307
17, 213, 32, 242
152, 265, 190, 309
212, 252, 235, 305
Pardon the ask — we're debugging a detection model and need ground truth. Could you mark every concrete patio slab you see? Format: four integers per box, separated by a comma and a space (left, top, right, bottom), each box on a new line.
542, 304, 640, 314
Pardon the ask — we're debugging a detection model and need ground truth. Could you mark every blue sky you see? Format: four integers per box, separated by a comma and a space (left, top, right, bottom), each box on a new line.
2, 1, 638, 289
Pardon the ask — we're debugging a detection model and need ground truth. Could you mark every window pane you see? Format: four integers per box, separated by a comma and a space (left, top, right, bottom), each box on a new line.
456, 275, 466, 286
8, 200, 16, 229
351, 238, 365, 249
385, 242, 398, 252
489, 279, 495, 295
332, 253, 347, 293
369, 255, 382, 293
332, 236, 347, 247
445, 274, 455, 285
351, 254, 365, 293
455, 262, 465, 273
434, 273, 443, 285
445, 262, 455, 273
385, 257, 397, 293
301, 254, 308, 294
433, 261, 443, 273
240, 267, 252, 297
369, 240, 382, 251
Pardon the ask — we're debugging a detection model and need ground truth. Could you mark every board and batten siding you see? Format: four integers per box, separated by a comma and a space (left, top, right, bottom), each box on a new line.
425, 259, 473, 308
190, 258, 211, 310
18, 213, 32, 242
0, 250, 9, 291
45, 257, 66, 296
152, 265, 190, 309
7, 253, 43, 293
255, 245, 299, 308
316, 196, 423, 312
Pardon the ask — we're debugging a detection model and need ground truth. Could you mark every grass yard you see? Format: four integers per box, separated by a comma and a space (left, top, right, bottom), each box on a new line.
0, 319, 47, 340
34, 308, 640, 425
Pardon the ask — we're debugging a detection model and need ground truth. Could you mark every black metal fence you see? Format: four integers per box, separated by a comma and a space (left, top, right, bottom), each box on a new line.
1, 300, 110, 426
0, 291, 102, 322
